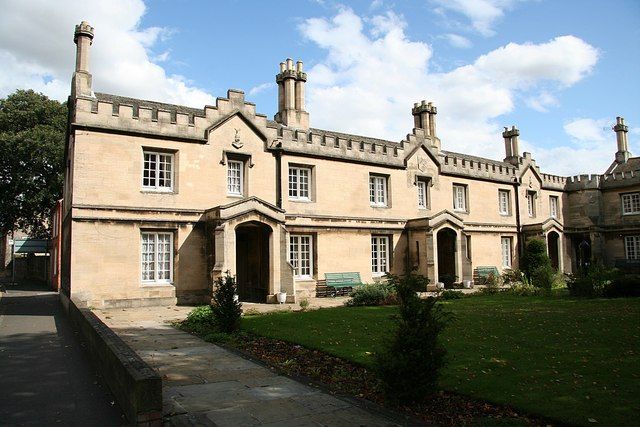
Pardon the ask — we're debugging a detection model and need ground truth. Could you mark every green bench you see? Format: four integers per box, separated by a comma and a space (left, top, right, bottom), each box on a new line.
324, 272, 363, 296
473, 266, 500, 285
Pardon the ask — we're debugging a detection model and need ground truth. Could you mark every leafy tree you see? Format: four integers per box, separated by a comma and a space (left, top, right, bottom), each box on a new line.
211, 272, 242, 333
375, 273, 448, 403
0, 90, 67, 238
520, 238, 552, 280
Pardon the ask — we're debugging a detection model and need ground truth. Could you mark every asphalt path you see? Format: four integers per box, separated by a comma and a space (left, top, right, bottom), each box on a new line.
0, 282, 123, 426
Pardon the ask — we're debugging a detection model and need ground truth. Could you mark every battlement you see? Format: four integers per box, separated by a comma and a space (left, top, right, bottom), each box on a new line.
72, 90, 274, 143
440, 151, 518, 183
541, 173, 567, 189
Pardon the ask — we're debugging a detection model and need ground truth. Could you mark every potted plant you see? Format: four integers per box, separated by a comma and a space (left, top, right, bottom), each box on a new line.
277, 291, 287, 304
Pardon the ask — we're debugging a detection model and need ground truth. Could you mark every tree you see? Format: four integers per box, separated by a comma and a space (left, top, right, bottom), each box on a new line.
520, 238, 552, 279
211, 272, 242, 333
0, 90, 67, 238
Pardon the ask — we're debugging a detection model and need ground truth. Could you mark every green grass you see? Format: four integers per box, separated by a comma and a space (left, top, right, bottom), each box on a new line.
241, 295, 640, 426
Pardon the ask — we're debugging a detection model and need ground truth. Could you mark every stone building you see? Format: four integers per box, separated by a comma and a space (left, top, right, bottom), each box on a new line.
60, 22, 639, 308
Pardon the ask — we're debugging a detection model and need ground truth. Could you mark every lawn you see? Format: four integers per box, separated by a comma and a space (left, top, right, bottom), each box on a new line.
241, 295, 640, 426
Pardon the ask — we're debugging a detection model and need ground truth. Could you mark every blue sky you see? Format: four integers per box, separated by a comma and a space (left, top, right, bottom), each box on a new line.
0, 0, 638, 175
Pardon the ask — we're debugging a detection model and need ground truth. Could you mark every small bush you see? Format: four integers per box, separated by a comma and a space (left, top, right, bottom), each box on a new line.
299, 298, 310, 311
521, 238, 552, 280
605, 275, 640, 297
501, 268, 524, 285
375, 273, 446, 403
504, 282, 544, 296
531, 264, 555, 292
441, 290, 463, 300
439, 274, 458, 289
182, 305, 215, 334
212, 272, 242, 333
479, 272, 501, 294
346, 282, 396, 306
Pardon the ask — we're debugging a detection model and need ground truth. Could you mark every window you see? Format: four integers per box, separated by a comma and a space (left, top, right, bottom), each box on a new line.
417, 179, 428, 208
453, 184, 467, 212
143, 151, 173, 191
371, 235, 390, 276
501, 237, 512, 267
289, 235, 313, 278
227, 160, 243, 195
369, 175, 388, 207
527, 191, 536, 217
550, 196, 559, 218
289, 166, 311, 200
465, 235, 472, 260
622, 193, 640, 215
498, 190, 510, 215
625, 236, 640, 260
141, 232, 173, 283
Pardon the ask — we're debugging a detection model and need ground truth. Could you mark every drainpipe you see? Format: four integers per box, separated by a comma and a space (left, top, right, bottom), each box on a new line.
513, 178, 522, 262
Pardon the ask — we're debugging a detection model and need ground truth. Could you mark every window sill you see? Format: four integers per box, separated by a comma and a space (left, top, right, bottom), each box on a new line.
454, 209, 469, 214
622, 212, 640, 216
227, 194, 244, 198
141, 282, 174, 287
141, 189, 176, 195
294, 277, 315, 282
499, 213, 511, 217
289, 198, 314, 203
370, 204, 390, 209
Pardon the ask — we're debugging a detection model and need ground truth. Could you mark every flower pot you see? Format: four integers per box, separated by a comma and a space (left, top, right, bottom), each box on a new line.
233, 294, 239, 302
277, 292, 287, 304
463, 280, 472, 289
436, 282, 444, 290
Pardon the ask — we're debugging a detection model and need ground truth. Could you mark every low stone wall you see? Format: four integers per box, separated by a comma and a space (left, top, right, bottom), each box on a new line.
65, 295, 162, 425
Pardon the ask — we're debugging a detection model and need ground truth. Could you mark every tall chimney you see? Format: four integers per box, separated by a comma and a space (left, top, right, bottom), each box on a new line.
274, 58, 309, 129
411, 100, 435, 136
614, 116, 630, 164
502, 125, 520, 165
71, 21, 94, 98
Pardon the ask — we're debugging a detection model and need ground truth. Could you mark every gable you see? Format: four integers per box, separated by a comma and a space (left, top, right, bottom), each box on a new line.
207, 113, 268, 153
520, 165, 542, 190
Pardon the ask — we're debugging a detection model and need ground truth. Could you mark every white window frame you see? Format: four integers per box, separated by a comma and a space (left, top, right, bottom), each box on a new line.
289, 234, 313, 279
142, 151, 173, 192
418, 180, 428, 209
453, 184, 467, 212
369, 175, 388, 207
527, 191, 536, 217
501, 237, 512, 268
622, 193, 640, 215
498, 190, 510, 215
141, 231, 173, 284
550, 196, 559, 218
371, 235, 390, 276
625, 236, 640, 260
288, 166, 311, 201
227, 160, 243, 196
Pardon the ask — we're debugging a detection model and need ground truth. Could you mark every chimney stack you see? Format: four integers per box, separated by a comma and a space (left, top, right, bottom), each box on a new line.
71, 21, 94, 98
614, 116, 630, 164
411, 100, 437, 137
275, 58, 309, 129
502, 125, 520, 165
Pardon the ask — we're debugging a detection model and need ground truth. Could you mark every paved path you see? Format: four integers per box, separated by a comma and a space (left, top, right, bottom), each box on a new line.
0, 283, 123, 426
95, 305, 404, 426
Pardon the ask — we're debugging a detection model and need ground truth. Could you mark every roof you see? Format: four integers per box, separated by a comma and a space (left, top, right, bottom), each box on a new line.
308, 127, 401, 148
606, 157, 640, 174
95, 92, 206, 117
441, 150, 512, 167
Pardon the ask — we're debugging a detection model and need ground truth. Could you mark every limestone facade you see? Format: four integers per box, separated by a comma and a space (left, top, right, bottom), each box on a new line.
61, 22, 640, 308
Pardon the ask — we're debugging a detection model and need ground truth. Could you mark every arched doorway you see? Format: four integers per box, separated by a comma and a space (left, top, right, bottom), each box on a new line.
437, 228, 457, 284
547, 231, 560, 271
577, 238, 591, 272
235, 221, 271, 302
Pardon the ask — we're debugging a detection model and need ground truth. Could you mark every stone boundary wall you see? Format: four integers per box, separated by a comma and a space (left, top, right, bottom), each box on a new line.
64, 294, 162, 425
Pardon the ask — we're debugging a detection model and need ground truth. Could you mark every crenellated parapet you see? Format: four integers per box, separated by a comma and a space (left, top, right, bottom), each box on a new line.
541, 173, 567, 190
440, 151, 518, 183
565, 174, 601, 191
72, 89, 277, 143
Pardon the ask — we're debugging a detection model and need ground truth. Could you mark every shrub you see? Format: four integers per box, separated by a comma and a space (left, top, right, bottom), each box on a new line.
346, 282, 396, 306
375, 273, 447, 403
605, 275, 640, 297
501, 268, 524, 285
299, 298, 310, 311
567, 265, 617, 297
479, 272, 501, 294
212, 272, 242, 333
521, 238, 552, 280
504, 282, 543, 296
531, 264, 555, 292
441, 290, 463, 300
439, 274, 458, 289
182, 305, 215, 334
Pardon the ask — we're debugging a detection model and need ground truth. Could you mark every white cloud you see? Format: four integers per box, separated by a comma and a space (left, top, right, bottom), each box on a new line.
299, 8, 600, 174
441, 33, 473, 49
564, 118, 610, 144
249, 82, 275, 96
431, 0, 518, 37
526, 91, 559, 112
0, 0, 214, 107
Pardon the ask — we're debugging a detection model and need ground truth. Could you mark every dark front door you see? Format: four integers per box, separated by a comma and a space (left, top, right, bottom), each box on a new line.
437, 228, 457, 284
235, 222, 270, 302
548, 231, 560, 270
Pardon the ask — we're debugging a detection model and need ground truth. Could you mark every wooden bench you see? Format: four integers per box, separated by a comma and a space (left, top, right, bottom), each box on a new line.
473, 266, 500, 285
315, 272, 363, 297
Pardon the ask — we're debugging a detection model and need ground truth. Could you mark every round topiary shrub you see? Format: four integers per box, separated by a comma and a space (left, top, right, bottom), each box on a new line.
520, 238, 552, 280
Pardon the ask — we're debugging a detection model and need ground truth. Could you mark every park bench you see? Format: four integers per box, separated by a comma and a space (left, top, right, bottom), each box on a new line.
316, 272, 363, 297
473, 266, 500, 285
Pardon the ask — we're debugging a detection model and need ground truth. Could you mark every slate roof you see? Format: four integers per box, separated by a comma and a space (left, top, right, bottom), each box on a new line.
606, 157, 640, 174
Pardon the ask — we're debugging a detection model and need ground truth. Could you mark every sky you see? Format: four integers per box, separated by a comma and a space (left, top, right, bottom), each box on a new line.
1, 0, 638, 176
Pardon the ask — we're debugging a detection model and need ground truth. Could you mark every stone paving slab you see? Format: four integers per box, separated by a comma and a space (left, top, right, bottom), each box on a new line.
95, 305, 404, 426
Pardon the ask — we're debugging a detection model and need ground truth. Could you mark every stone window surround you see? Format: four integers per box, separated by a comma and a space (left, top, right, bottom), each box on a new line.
624, 235, 640, 260
527, 190, 537, 217
289, 234, 313, 279
550, 195, 559, 218
288, 163, 315, 202
498, 189, 511, 216
141, 148, 176, 193
501, 236, 512, 268
140, 230, 174, 285
369, 173, 390, 208
223, 152, 252, 198
452, 183, 469, 213
371, 234, 391, 277
621, 192, 640, 215
415, 175, 432, 209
